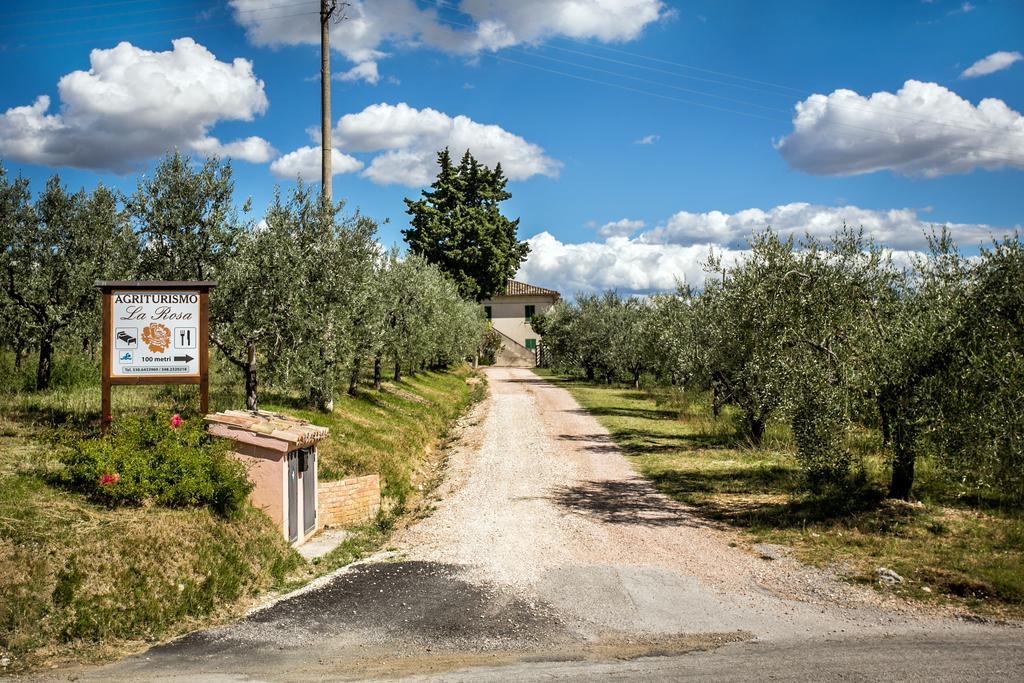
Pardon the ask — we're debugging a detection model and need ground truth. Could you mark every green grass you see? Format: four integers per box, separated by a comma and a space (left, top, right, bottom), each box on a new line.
538, 370, 1024, 619
258, 365, 485, 503
0, 353, 484, 672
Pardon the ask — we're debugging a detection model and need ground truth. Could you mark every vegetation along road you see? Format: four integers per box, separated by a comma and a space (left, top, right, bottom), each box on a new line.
52, 368, 1021, 682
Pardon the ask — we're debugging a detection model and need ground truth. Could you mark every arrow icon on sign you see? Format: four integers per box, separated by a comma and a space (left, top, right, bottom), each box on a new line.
174, 354, 194, 363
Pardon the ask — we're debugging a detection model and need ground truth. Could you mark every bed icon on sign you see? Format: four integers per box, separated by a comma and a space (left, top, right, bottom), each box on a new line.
115, 328, 138, 349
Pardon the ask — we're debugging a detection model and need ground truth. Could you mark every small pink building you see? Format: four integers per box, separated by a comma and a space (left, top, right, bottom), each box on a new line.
206, 410, 329, 546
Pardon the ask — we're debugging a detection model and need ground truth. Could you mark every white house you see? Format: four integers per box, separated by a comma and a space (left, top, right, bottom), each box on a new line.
482, 279, 561, 367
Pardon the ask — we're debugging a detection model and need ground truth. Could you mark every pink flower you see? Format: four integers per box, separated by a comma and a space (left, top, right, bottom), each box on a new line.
170, 414, 183, 428
99, 472, 120, 486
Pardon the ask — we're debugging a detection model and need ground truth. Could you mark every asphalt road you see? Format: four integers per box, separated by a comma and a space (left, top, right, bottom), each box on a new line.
47, 368, 1021, 682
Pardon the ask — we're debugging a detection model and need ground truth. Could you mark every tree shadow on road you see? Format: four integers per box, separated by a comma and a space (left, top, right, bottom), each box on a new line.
547, 479, 721, 529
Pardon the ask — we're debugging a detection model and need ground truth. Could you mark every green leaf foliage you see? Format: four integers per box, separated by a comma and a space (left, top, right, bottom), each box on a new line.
53, 411, 252, 517
403, 149, 530, 301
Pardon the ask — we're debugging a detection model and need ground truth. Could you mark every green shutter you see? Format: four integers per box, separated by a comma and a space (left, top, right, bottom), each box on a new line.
525, 305, 535, 321
525, 338, 537, 350
484, 305, 492, 320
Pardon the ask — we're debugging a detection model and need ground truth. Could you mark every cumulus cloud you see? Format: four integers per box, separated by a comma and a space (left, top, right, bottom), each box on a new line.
334, 61, 380, 85
634, 134, 659, 145
269, 146, 363, 180
961, 51, 1023, 78
517, 203, 1014, 296
191, 135, 276, 163
229, 0, 665, 76
641, 202, 1014, 250
278, 101, 559, 186
775, 80, 1024, 177
0, 38, 271, 172
597, 218, 645, 238
518, 231, 734, 295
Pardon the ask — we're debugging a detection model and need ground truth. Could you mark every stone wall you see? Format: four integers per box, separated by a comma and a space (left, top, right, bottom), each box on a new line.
318, 474, 381, 527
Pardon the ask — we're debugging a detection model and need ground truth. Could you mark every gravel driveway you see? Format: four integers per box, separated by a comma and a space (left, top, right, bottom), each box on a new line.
65, 367, 1020, 682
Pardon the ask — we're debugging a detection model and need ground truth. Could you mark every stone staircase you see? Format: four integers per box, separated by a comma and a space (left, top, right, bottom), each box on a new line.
492, 329, 537, 367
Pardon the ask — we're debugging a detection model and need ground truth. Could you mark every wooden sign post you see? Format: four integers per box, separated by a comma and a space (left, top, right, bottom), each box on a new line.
95, 281, 216, 432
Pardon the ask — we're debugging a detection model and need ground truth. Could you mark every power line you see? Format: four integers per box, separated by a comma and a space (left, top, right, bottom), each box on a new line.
2, 1, 316, 30
425, 0, 1022, 139
3, 7, 318, 47
492, 54, 780, 123
488, 53, 1024, 167
0, 0, 165, 20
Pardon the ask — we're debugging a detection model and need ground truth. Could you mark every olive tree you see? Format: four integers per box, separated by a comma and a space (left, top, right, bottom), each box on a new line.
1, 172, 137, 390
697, 234, 794, 446
288, 192, 378, 411
128, 152, 243, 281
210, 188, 308, 410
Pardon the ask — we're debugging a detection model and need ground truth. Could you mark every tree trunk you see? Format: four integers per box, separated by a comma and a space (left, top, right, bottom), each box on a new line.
373, 355, 382, 390
888, 398, 916, 500
15, 343, 24, 370
347, 359, 359, 396
585, 364, 595, 382
394, 362, 401, 383
36, 330, 55, 391
712, 383, 723, 418
632, 370, 641, 390
244, 343, 258, 410
748, 414, 766, 447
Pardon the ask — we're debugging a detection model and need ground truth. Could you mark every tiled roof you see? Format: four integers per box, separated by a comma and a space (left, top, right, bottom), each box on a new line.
205, 410, 329, 447
501, 279, 561, 298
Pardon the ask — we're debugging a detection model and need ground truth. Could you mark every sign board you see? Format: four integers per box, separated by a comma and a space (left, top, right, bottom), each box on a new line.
111, 290, 200, 377
95, 281, 216, 431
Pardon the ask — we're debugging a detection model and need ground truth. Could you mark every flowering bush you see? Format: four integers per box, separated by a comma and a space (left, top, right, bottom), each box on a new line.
56, 412, 252, 516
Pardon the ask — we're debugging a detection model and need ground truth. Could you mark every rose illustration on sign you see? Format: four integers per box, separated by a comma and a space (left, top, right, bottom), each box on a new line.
142, 323, 172, 353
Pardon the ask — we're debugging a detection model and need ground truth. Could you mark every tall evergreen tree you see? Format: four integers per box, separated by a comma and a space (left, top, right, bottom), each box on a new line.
403, 149, 529, 301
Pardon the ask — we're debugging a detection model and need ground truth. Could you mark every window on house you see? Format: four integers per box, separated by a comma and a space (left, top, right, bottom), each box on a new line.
525, 338, 537, 350
484, 305, 492, 320
524, 304, 535, 321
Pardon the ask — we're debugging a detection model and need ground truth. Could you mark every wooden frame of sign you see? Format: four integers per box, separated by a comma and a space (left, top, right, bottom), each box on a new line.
95, 280, 217, 432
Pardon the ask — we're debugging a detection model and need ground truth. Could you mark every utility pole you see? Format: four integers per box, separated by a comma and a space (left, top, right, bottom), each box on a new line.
320, 0, 337, 203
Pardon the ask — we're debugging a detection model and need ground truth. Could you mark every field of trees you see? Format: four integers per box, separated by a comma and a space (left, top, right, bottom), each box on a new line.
0, 153, 487, 412
537, 228, 1023, 505
535, 227, 1022, 613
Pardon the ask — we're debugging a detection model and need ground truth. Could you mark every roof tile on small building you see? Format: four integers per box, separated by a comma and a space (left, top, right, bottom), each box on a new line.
501, 279, 561, 298
205, 410, 329, 447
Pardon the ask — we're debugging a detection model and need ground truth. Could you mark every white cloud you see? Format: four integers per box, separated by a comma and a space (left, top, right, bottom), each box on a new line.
775, 79, 1024, 177
518, 203, 1014, 296
0, 38, 271, 172
334, 61, 380, 85
326, 101, 560, 186
642, 202, 1014, 250
961, 51, 1023, 78
269, 146, 363, 180
229, 0, 665, 75
518, 231, 733, 295
597, 218, 645, 238
634, 134, 659, 145
191, 135, 276, 163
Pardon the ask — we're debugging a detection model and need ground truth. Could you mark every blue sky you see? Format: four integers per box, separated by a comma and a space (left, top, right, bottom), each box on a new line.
1, 0, 1022, 294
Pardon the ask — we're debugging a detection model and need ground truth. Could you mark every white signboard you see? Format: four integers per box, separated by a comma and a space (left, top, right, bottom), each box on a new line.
111, 290, 200, 377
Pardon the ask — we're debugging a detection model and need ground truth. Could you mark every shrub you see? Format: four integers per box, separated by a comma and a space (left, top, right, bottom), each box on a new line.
55, 412, 252, 517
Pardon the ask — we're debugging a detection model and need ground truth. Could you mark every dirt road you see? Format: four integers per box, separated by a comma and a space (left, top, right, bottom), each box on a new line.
65, 368, 1020, 681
